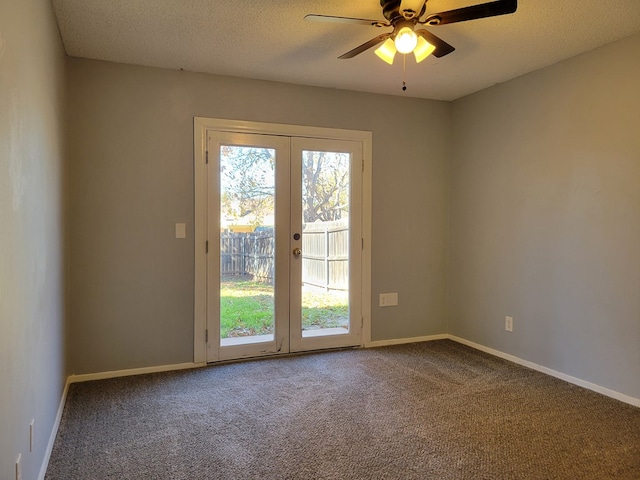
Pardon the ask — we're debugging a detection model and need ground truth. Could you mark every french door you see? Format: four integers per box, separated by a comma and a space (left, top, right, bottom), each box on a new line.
204, 130, 363, 362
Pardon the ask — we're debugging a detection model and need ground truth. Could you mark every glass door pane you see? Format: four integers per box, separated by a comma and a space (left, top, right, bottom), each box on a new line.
219, 145, 276, 346
300, 150, 351, 338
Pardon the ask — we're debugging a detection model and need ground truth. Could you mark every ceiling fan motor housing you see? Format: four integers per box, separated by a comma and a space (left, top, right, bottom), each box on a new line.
381, 0, 404, 22
381, 0, 427, 23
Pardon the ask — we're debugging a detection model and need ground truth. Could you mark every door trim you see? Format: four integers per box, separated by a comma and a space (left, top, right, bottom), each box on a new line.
207, 131, 291, 362
194, 117, 372, 364
289, 137, 363, 353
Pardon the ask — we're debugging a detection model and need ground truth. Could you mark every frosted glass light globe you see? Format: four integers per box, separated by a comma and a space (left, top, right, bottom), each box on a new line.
395, 27, 418, 54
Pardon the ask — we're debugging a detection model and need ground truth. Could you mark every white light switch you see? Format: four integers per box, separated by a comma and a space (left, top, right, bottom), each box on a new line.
379, 293, 398, 307
175, 223, 186, 239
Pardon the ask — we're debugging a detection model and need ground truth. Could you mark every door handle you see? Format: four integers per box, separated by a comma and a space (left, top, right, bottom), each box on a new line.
293, 248, 302, 256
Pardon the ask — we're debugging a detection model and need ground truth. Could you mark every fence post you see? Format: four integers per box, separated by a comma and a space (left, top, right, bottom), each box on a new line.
324, 225, 330, 292
241, 234, 246, 275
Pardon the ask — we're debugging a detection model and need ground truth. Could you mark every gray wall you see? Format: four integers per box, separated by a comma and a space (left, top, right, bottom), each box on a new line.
449, 33, 640, 399
66, 59, 451, 374
0, 0, 67, 478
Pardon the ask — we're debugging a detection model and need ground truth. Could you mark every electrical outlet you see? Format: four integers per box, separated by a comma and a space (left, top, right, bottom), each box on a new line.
379, 293, 398, 307
505, 316, 513, 332
16, 454, 22, 480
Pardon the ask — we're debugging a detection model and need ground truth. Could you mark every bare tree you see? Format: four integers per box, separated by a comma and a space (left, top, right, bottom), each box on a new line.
302, 151, 350, 223
220, 146, 275, 227
220, 147, 350, 225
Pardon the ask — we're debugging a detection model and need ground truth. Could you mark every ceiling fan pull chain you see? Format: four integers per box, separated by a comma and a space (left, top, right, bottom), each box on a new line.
402, 55, 408, 91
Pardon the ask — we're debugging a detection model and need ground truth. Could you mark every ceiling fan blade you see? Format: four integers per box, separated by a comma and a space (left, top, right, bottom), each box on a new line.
338, 32, 393, 59
304, 14, 389, 28
415, 30, 455, 58
424, 0, 517, 25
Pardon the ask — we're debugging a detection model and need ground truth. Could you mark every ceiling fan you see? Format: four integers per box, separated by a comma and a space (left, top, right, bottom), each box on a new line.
305, 0, 517, 65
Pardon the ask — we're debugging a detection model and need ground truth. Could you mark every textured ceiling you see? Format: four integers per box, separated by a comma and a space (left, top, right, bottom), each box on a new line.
51, 0, 640, 101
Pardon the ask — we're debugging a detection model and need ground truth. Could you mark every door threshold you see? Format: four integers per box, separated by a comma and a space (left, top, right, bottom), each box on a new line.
207, 345, 361, 367
302, 327, 349, 338
221, 334, 274, 347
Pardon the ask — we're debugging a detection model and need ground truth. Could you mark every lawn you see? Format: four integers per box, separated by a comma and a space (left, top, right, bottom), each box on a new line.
220, 278, 348, 338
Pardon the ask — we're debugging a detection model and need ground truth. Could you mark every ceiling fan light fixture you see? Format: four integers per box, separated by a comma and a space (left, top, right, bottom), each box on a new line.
375, 38, 397, 65
413, 36, 435, 63
394, 26, 418, 54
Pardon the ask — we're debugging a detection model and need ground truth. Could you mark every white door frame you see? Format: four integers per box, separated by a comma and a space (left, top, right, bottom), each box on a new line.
194, 117, 372, 364
289, 137, 363, 352
206, 131, 291, 362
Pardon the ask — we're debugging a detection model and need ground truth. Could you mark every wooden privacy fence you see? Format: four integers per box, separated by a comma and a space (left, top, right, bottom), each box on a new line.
220, 220, 348, 291
220, 231, 274, 283
301, 220, 349, 291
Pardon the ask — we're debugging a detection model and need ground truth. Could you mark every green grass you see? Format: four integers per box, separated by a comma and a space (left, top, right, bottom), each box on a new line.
220, 280, 275, 338
220, 278, 348, 338
300, 289, 349, 330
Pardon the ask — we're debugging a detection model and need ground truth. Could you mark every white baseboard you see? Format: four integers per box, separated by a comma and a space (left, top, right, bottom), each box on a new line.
68, 362, 206, 384
39, 339, 638, 479
39, 362, 205, 479
365, 334, 449, 348
366, 333, 639, 408
448, 335, 640, 408
38, 379, 70, 480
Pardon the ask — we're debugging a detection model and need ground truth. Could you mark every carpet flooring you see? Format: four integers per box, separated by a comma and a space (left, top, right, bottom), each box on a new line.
45, 340, 640, 479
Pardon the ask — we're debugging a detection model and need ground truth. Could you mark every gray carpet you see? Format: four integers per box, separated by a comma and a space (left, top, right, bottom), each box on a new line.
46, 340, 640, 479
